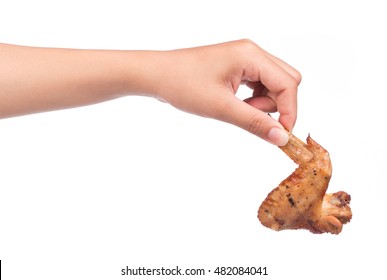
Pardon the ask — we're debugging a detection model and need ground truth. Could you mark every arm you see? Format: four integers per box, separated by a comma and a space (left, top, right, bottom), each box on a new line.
0, 43, 158, 117
0, 40, 301, 145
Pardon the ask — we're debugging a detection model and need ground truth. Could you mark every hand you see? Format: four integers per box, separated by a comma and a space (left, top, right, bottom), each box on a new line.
153, 40, 301, 146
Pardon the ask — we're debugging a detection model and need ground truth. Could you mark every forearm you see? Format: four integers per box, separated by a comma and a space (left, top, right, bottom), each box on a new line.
0, 43, 161, 118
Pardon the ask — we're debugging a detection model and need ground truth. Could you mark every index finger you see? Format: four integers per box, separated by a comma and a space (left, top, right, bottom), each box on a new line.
245, 55, 299, 131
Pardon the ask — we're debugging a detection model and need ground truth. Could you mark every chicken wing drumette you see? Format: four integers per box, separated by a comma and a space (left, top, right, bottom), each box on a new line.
258, 134, 352, 234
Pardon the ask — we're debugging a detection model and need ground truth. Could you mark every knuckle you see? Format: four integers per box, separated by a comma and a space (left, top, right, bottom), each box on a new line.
293, 70, 302, 85
238, 38, 256, 46
247, 113, 265, 136
235, 39, 260, 53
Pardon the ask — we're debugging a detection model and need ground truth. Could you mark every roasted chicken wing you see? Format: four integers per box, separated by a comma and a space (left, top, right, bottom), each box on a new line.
258, 134, 352, 234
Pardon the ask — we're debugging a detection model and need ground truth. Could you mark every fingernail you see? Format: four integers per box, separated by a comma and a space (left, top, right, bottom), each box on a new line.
267, 127, 289, 146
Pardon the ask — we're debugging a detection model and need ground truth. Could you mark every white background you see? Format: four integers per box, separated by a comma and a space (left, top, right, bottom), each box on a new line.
1, 0, 386, 279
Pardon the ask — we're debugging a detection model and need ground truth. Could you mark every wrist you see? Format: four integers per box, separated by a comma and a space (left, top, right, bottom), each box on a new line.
120, 50, 168, 100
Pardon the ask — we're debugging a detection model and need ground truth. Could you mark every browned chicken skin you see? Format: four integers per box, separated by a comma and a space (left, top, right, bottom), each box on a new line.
258, 134, 352, 234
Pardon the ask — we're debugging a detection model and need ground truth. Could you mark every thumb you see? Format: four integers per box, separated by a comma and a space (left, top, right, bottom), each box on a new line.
221, 98, 289, 146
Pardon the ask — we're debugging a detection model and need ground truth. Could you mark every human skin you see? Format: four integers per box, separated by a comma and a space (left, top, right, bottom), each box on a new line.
0, 39, 301, 146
